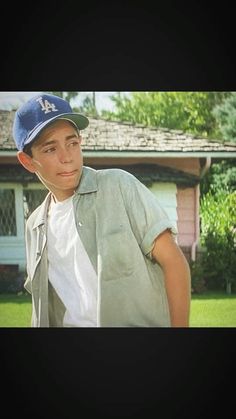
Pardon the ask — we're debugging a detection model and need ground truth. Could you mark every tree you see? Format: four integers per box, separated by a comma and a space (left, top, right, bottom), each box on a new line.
212, 92, 236, 142
80, 92, 98, 117
47, 92, 79, 106
47, 91, 99, 116
200, 159, 236, 196
102, 92, 230, 138
199, 191, 236, 293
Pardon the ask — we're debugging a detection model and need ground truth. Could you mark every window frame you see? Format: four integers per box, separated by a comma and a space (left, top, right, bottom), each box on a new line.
0, 182, 47, 270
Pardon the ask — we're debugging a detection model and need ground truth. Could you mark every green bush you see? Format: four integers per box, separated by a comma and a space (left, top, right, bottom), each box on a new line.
0, 267, 26, 294
190, 258, 207, 294
199, 191, 236, 293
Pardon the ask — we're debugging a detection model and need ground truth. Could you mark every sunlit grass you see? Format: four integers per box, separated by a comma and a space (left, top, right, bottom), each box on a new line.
190, 292, 236, 327
0, 293, 32, 327
0, 292, 236, 327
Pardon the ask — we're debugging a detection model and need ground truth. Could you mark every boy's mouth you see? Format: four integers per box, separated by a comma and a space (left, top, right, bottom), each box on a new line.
58, 170, 78, 177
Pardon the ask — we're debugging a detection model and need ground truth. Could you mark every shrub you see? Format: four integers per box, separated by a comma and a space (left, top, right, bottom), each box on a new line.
190, 258, 207, 294
199, 191, 236, 293
0, 266, 26, 294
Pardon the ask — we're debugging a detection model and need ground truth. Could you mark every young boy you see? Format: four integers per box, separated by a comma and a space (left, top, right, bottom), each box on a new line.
13, 93, 191, 327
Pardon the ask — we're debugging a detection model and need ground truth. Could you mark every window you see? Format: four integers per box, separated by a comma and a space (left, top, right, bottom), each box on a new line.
0, 189, 17, 236
0, 183, 48, 270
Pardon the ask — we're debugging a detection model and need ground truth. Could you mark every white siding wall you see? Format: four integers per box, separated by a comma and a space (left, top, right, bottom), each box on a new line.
148, 182, 178, 231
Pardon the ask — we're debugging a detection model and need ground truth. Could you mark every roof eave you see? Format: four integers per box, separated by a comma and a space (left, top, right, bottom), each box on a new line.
83, 151, 236, 158
0, 150, 236, 158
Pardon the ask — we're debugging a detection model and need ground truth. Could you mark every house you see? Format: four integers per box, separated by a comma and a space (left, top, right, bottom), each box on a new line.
1, 110, 236, 272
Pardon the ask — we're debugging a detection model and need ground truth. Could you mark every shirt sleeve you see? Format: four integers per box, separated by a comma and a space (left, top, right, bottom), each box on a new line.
119, 171, 177, 259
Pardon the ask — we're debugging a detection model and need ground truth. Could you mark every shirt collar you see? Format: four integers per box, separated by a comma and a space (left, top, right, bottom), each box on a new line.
75, 166, 98, 195
32, 166, 98, 229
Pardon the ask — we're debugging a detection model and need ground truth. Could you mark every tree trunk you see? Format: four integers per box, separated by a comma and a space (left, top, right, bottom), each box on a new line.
226, 282, 231, 295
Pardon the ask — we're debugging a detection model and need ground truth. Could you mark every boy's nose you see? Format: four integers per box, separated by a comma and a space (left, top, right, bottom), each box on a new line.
59, 148, 72, 163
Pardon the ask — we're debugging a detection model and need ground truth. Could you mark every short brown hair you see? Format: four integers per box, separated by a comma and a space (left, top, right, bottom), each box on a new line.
23, 143, 33, 157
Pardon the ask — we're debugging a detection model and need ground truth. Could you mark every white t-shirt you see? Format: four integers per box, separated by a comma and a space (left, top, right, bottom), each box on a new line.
47, 195, 98, 327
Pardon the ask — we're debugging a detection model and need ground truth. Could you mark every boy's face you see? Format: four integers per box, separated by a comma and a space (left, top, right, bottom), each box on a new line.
17, 119, 84, 201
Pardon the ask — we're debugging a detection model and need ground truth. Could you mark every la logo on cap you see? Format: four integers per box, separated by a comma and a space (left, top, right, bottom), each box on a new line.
36, 97, 58, 114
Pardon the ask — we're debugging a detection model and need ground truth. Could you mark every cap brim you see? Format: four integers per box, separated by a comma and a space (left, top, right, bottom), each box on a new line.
23, 112, 89, 148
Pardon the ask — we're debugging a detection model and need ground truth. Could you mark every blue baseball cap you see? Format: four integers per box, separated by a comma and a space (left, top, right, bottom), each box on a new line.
13, 93, 89, 151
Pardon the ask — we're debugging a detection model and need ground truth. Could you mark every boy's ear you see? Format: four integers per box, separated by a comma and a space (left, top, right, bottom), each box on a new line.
17, 151, 36, 173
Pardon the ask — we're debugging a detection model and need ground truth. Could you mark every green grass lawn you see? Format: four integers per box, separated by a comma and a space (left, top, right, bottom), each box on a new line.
190, 292, 236, 327
0, 293, 32, 327
0, 292, 236, 327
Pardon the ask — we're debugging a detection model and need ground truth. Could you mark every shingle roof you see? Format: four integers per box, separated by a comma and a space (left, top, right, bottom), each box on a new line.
0, 111, 15, 150
1, 110, 236, 153
82, 119, 236, 153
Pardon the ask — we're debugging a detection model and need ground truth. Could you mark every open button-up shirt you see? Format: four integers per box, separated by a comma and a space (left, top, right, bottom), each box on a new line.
24, 166, 176, 327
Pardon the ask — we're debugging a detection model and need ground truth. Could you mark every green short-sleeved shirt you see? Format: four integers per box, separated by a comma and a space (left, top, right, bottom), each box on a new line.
25, 166, 176, 327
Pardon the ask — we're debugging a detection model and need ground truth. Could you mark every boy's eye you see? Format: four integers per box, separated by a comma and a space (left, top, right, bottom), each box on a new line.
68, 141, 79, 147
44, 147, 56, 153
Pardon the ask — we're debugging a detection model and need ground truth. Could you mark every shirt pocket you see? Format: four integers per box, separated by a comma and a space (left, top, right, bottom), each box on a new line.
100, 226, 139, 281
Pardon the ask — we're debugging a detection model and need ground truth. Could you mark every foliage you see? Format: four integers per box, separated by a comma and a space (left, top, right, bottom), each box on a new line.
0, 267, 26, 294
102, 92, 230, 138
47, 91, 98, 115
80, 93, 98, 117
190, 259, 207, 294
199, 191, 236, 293
200, 159, 236, 195
213, 92, 236, 142
47, 91, 79, 104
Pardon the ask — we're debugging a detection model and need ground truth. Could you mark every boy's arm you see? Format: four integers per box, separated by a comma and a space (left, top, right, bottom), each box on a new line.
152, 229, 191, 327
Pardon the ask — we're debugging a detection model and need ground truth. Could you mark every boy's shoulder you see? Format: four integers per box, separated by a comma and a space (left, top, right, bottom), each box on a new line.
94, 166, 138, 185
84, 165, 135, 179
81, 166, 138, 193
